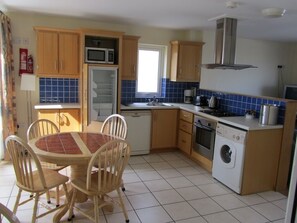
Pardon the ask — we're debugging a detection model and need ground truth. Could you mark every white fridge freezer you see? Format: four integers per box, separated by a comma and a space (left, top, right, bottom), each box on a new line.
121, 110, 151, 155
88, 66, 118, 122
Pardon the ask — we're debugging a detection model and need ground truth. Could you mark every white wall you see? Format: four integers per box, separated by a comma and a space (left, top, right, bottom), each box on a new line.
200, 30, 293, 97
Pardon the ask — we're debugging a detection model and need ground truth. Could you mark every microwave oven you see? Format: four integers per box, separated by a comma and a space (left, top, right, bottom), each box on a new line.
85, 47, 114, 64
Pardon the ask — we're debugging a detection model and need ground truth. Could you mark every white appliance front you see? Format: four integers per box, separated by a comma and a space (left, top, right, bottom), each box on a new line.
212, 123, 247, 193
88, 66, 118, 122
121, 111, 151, 155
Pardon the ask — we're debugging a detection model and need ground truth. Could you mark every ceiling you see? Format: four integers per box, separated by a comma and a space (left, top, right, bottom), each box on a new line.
1, 0, 296, 42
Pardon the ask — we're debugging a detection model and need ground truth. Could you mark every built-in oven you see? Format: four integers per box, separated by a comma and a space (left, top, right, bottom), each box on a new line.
192, 115, 217, 160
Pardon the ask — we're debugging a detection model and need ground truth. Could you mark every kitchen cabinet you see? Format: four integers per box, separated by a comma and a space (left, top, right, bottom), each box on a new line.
151, 109, 178, 150
241, 128, 283, 194
37, 109, 80, 132
170, 40, 204, 82
35, 27, 80, 77
178, 110, 193, 155
122, 35, 140, 80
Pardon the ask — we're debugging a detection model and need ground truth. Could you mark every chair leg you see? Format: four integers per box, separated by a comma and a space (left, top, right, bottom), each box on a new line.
55, 186, 60, 207
68, 189, 77, 221
13, 188, 22, 214
93, 196, 100, 223
116, 188, 129, 222
46, 190, 51, 204
121, 182, 125, 191
32, 193, 39, 223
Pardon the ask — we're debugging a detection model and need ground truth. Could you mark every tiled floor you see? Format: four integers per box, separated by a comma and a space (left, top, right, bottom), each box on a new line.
0, 151, 288, 223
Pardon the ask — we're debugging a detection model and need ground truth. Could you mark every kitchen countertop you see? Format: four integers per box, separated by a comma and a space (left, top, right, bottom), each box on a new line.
121, 102, 283, 131
34, 103, 81, 109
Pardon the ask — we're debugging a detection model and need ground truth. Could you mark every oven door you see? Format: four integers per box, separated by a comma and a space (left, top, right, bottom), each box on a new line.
192, 117, 216, 160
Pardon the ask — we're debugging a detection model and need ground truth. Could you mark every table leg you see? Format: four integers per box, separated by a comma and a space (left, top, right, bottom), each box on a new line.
70, 164, 88, 203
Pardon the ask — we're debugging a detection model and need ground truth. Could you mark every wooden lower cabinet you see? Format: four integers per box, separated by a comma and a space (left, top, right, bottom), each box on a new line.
151, 109, 178, 150
241, 128, 283, 194
178, 110, 193, 155
37, 109, 80, 132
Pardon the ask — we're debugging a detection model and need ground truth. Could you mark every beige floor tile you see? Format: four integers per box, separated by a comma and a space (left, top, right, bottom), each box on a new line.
144, 179, 172, 192
157, 168, 183, 179
188, 198, 224, 215
167, 159, 190, 168
136, 170, 162, 181
251, 202, 286, 221
204, 211, 240, 223
153, 189, 185, 205
128, 156, 147, 165
212, 194, 247, 210
163, 201, 200, 221
150, 161, 173, 170
272, 198, 288, 211
176, 186, 208, 201
175, 216, 208, 223
198, 183, 230, 197
105, 210, 140, 223
127, 192, 159, 209
130, 163, 154, 172
235, 193, 267, 206
159, 153, 181, 161
258, 191, 287, 202
229, 206, 269, 223
186, 174, 215, 186
176, 166, 203, 176
166, 176, 194, 188
142, 154, 164, 163
136, 206, 172, 223
123, 181, 150, 195
122, 172, 141, 184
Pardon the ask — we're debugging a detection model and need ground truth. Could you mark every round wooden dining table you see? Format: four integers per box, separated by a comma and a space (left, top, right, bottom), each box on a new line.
28, 132, 117, 222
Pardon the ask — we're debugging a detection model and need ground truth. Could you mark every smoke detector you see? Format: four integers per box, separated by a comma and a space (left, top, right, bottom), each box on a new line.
262, 7, 286, 18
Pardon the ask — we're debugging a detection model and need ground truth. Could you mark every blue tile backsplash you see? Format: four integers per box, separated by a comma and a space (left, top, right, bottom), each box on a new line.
39, 78, 79, 103
121, 78, 286, 124
39, 77, 287, 124
121, 78, 199, 104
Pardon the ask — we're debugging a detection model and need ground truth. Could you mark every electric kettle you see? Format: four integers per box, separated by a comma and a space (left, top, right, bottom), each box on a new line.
208, 96, 218, 109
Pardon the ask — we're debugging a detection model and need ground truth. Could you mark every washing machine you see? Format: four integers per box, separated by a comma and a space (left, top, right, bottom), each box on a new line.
212, 122, 247, 194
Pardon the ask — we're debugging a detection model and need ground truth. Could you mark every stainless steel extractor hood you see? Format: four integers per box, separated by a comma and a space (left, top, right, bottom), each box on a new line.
202, 17, 257, 70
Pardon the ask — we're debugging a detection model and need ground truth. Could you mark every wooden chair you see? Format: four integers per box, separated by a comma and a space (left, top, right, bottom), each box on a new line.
0, 203, 21, 223
27, 119, 66, 206
5, 135, 70, 223
68, 139, 131, 223
101, 114, 128, 191
101, 114, 128, 139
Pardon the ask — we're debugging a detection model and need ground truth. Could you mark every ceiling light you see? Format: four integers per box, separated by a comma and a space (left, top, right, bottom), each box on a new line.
262, 7, 286, 18
226, 1, 238, 9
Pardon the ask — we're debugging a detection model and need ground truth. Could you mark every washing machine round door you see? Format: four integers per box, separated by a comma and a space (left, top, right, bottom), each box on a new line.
219, 144, 236, 168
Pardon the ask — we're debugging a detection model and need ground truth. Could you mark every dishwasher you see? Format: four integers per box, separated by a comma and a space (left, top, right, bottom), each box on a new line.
121, 110, 151, 155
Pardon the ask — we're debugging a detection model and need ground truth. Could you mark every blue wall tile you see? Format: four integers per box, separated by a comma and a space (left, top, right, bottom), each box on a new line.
121, 78, 199, 104
39, 78, 79, 103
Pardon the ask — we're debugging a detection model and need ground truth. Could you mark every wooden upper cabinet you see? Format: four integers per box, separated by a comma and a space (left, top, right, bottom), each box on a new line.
35, 27, 80, 77
170, 41, 204, 82
122, 35, 140, 80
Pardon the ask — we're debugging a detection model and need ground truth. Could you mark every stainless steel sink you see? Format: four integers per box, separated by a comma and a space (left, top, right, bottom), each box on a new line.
146, 102, 173, 106
125, 102, 173, 107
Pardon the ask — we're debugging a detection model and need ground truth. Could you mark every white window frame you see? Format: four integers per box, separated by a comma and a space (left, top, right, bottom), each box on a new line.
135, 43, 167, 98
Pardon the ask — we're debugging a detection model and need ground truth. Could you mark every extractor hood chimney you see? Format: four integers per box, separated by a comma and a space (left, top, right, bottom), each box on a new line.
202, 17, 257, 70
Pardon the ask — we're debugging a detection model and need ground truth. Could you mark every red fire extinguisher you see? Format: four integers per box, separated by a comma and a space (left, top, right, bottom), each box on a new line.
27, 55, 33, 74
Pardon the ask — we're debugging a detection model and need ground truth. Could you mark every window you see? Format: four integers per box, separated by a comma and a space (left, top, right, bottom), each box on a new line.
136, 44, 167, 98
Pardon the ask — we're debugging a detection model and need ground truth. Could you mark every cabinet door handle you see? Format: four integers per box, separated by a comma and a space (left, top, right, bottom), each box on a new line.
60, 61, 63, 71
54, 60, 58, 71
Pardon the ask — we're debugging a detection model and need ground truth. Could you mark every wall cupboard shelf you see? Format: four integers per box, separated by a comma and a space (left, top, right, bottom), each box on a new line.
37, 109, 80, 132
122, 35, 140, 80
170, 40, 204, 82
34, 27, 80, 78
